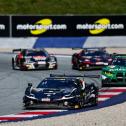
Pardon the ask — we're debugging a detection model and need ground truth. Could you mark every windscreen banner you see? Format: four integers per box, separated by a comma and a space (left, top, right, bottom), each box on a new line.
0, 16, 10, 37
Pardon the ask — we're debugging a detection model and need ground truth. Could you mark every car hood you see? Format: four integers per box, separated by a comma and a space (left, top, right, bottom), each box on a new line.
28, 88, 74, 100
103, 65, 126, 72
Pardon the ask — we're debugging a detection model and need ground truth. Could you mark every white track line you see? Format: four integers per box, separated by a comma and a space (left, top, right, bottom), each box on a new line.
0, 114, 39, 118
98, 97, 110, 102
99, 92, 122, 95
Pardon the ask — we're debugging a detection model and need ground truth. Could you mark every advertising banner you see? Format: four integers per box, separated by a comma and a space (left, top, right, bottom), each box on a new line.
0, 16, 10, 37
10, 15, 126, 37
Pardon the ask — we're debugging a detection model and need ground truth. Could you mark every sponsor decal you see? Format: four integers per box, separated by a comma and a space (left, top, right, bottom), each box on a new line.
33, 56, 46, 60
16, 18, 67, 35
12, 16, 126, 36
89, 18, 110, 34
76, 18, 124, 35
0, 24, 5, 30
0, 16, 9, 37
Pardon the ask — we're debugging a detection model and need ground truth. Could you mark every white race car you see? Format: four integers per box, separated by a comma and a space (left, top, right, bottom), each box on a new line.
12, 49, 58, 70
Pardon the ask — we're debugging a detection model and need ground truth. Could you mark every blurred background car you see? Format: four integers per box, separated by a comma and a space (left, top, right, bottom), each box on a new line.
72, 48, 112, 70
101, 54, 126, 87
12, 48, 58, 70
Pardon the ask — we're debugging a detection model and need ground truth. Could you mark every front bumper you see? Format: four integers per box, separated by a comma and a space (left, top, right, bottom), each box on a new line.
22, 62, 57, 70
101, 74, 126, 87
23, 96, 81, 109
78, 62, 107, 70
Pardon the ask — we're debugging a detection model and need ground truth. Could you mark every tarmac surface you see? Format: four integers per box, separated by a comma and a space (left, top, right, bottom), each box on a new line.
0, 48, 126, 126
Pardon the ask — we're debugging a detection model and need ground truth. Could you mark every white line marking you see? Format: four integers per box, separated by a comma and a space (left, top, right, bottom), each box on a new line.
98, 97, 110, 101
27, 109, 67, 112
99, 92, 122, 95
0, 114, 39, 118
100, 87, 126, 90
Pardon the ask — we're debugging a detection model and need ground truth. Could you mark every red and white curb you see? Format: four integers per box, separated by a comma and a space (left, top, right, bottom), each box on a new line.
98, 87, 126, 102
0, 87, 126, 123
0, 110, 67, 122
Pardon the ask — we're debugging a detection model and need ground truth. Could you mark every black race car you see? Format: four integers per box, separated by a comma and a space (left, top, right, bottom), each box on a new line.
23, 74, 99, 109
72, 48, 112, 70
12, 49, 57, 70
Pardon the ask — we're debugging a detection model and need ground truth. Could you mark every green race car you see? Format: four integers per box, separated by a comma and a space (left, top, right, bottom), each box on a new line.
101, 54, 126, 87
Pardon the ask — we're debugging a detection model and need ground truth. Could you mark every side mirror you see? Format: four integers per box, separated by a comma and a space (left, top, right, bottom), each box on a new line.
28, 83, 32, 87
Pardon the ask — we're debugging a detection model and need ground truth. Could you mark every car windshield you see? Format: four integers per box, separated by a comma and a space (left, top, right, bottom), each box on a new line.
81, 50, 107, 57
26, 50, 48, 57
112, 58, 126, 66
37, 79, 77, 89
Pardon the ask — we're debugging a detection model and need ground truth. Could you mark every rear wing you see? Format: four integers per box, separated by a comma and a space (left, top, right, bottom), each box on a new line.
12, 49, 22, 53
50, 74, 100, 78
72, 47, 106, 50
12, 48, 47, 53
84, 47, 106, 51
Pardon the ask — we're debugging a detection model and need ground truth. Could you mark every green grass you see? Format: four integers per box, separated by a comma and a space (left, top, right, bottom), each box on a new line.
0, 0, 125, 14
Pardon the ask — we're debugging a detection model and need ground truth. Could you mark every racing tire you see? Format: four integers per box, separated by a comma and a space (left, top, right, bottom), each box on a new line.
101, 79, 110, 87
24, 103, 31, 110
12, 58, 16, 70
20, 68, 26, 71
101, 80, 105, 87
74, 97, 85, 109
20, 66, 28, 71
72, 65, 76, 70
91, 97, 98, 106
53, 64, 58, 70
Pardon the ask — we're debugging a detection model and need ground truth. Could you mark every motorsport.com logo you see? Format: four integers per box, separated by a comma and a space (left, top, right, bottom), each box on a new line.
16, 18, 125, 35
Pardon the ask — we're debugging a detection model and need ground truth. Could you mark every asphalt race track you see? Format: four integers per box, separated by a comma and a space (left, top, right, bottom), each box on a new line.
0, 53, 101, 116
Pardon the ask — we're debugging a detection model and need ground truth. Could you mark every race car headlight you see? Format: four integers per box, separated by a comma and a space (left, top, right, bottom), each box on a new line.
64, 101, 68, 106
25, 94, 36, 100
61, 95, 74, 100
61, 92, 75, 99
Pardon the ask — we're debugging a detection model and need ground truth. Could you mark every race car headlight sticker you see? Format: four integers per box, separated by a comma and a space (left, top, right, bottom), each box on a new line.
26, 94, 36, 100
104, 71, 113, 76
61, 96, 74, 100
